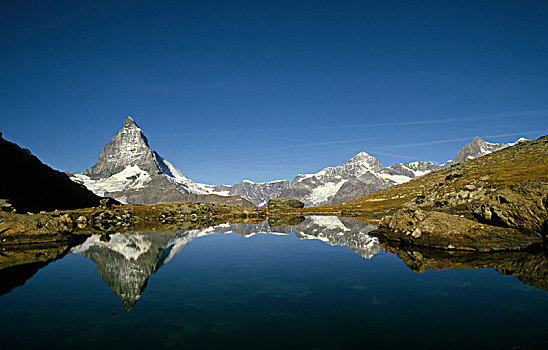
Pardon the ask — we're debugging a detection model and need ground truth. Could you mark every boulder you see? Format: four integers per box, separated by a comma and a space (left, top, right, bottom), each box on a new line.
376, 208, 541, 251
267, 198, 305, 211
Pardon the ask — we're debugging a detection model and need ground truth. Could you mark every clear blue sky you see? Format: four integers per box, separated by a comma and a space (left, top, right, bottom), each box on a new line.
2, 0, 547, 184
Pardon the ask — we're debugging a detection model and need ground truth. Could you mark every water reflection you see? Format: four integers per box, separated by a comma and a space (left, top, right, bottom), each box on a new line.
70, 216, 380, 309
1, 215, 547, 312
379, 241, 548, 291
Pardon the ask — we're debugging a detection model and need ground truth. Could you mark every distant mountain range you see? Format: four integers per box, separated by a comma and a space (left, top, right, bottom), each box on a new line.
280, 136, 527, 206
70, 117, 527, 207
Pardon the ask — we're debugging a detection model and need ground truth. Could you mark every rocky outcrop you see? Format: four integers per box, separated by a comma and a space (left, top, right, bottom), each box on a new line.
0, 133, 102, 213
377, 208, 541, 251
0, 203, 268, 244
267, 198, 305, 210
469, 179, 548, 237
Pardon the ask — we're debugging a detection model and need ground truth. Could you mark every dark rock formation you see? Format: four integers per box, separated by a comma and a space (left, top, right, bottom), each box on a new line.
267, 198, 305, 210
377, 208, 541, 251
0, 134, 102, 213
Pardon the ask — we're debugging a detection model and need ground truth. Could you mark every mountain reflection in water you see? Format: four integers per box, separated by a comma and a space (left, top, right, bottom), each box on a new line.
1, 216, 547, 349
70, 216, 381, 309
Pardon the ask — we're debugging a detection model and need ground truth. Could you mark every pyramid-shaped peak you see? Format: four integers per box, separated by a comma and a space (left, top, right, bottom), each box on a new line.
83, 116, 155, 178
124, 116, 139, 128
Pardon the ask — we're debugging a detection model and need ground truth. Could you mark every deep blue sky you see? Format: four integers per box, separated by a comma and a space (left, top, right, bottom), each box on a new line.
2, 0, 547, 184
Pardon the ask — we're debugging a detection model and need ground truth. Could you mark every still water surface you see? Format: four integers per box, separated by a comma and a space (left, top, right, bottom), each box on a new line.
1, 217, 547, 349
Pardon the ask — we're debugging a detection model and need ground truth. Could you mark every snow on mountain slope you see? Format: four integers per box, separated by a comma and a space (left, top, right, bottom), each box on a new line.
281, 152, 439, 206
71, 118, 527, 207
280, 136, 526, 206
72, 165, 152, 197
71, 117, 290, 206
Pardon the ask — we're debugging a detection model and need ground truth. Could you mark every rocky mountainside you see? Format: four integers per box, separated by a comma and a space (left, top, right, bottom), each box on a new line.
0, 132, 103, 213
72, 216, 380, 309
71, 117, 253, 206
280, 136, 525, 207
280, 152, 440, 207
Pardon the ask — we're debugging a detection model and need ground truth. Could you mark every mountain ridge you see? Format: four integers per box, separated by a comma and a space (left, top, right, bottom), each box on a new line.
69, 117, 528, 207
280, 135, 526, 207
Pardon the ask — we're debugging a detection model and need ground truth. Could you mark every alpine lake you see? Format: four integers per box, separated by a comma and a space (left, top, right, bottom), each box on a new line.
1, 216, 547, 349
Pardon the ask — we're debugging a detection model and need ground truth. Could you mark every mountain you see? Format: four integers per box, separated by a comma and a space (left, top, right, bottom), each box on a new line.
72, 216, 380, 309
70, 119, 527, 208
223, 179, 289, 206
443, 136, 527, 166
0, 132, 102, 213
71, 117, 254, 206
280, 136, 526, 207
280, 152, 440, 206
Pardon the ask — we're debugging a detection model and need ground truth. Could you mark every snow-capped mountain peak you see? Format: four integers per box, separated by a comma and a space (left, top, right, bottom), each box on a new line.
72, 118, 215, 203
83, 116, 154, 179
71, 117, 285, 206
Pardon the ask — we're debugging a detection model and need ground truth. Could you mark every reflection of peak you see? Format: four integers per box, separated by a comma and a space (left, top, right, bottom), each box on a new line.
72, 231, 177, 310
